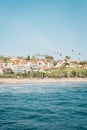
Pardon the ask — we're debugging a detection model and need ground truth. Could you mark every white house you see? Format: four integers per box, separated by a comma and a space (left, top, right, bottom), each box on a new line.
13, 64, 31, 73
0, 68, 3, 75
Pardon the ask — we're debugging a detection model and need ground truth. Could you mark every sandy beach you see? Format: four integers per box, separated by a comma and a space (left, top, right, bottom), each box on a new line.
0, 78, 87, 84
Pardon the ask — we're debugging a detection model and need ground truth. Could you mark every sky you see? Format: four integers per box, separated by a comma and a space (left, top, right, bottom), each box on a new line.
0, 0, 87, 60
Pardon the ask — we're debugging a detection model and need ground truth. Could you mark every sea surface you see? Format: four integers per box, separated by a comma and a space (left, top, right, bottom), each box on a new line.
0, 82, 87, 130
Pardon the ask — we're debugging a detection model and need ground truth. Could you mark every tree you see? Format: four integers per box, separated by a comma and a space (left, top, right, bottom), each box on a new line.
54, 51, 62, 60
18, 56, 25, 60
64, 56, 71, 63
26, 55, 30, 60
31, 55, 37, 61
70, 70, 76, 77
78, 53, 81, 61
65, 56, 71, 60
45, 55, 54, 61
53, 61, 57, 66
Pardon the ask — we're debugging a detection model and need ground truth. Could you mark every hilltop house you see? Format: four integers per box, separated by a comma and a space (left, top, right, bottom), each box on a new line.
0, 60, 4, 75
13, 62, 31, 73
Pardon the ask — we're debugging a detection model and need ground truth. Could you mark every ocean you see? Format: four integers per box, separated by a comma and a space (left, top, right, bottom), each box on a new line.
0, 82, 87, 130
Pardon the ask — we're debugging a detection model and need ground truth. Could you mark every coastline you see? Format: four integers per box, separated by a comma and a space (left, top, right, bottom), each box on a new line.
0, 78, 87, 84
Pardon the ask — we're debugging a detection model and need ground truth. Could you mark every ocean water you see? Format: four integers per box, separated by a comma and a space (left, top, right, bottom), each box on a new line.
0, 82, 87, 130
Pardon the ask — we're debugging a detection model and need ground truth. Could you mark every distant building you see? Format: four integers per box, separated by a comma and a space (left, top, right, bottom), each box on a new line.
0, 60, 5, 69
13, 65, 31, 73
0, 68, 3, 75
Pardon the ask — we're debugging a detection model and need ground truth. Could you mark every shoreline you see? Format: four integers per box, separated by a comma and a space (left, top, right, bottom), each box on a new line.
0, 78, 87, 84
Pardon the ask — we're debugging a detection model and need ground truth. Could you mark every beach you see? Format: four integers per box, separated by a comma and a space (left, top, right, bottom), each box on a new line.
0, 78, 87, 84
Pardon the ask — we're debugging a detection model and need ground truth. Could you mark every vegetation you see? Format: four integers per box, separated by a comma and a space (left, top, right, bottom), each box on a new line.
31, 55, 38, 61
0, 56, 10, 63
26, 55, 30, 60
45, 55, 54, 61
0, 67, 87, 78
43, 68, 87, 78
0, 54, 87, 79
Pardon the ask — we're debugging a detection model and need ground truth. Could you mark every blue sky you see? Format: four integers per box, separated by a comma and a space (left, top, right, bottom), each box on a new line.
0, 0, 87, 60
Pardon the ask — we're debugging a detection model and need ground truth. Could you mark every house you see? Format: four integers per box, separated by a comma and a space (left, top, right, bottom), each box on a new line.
5, 62, 14, 70
13, 64, 31, 73
0, 68, 3, 75
0, 60, 5, 68
30, 61, 40, 70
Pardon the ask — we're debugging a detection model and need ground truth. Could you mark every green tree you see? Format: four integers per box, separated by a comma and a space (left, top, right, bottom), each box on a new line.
65, 56, 71, 62
26, 55, 30, 60
45, 55, 54, 61
31, 55, 38, 61
70, 70, 76, 77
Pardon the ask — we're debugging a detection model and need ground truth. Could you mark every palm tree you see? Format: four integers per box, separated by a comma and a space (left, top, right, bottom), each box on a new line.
72, 49, 74, 59
65, 56, 71, 63
54, 51, 62, 60
72, 49, 74, 52
54, 51, 62, 78
78, 53, 81, 61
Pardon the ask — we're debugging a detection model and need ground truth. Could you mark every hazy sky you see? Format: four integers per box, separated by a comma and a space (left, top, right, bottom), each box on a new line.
0, 0, 87, 60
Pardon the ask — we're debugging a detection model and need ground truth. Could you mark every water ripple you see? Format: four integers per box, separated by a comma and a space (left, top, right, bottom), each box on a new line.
0, 82, 87, 130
